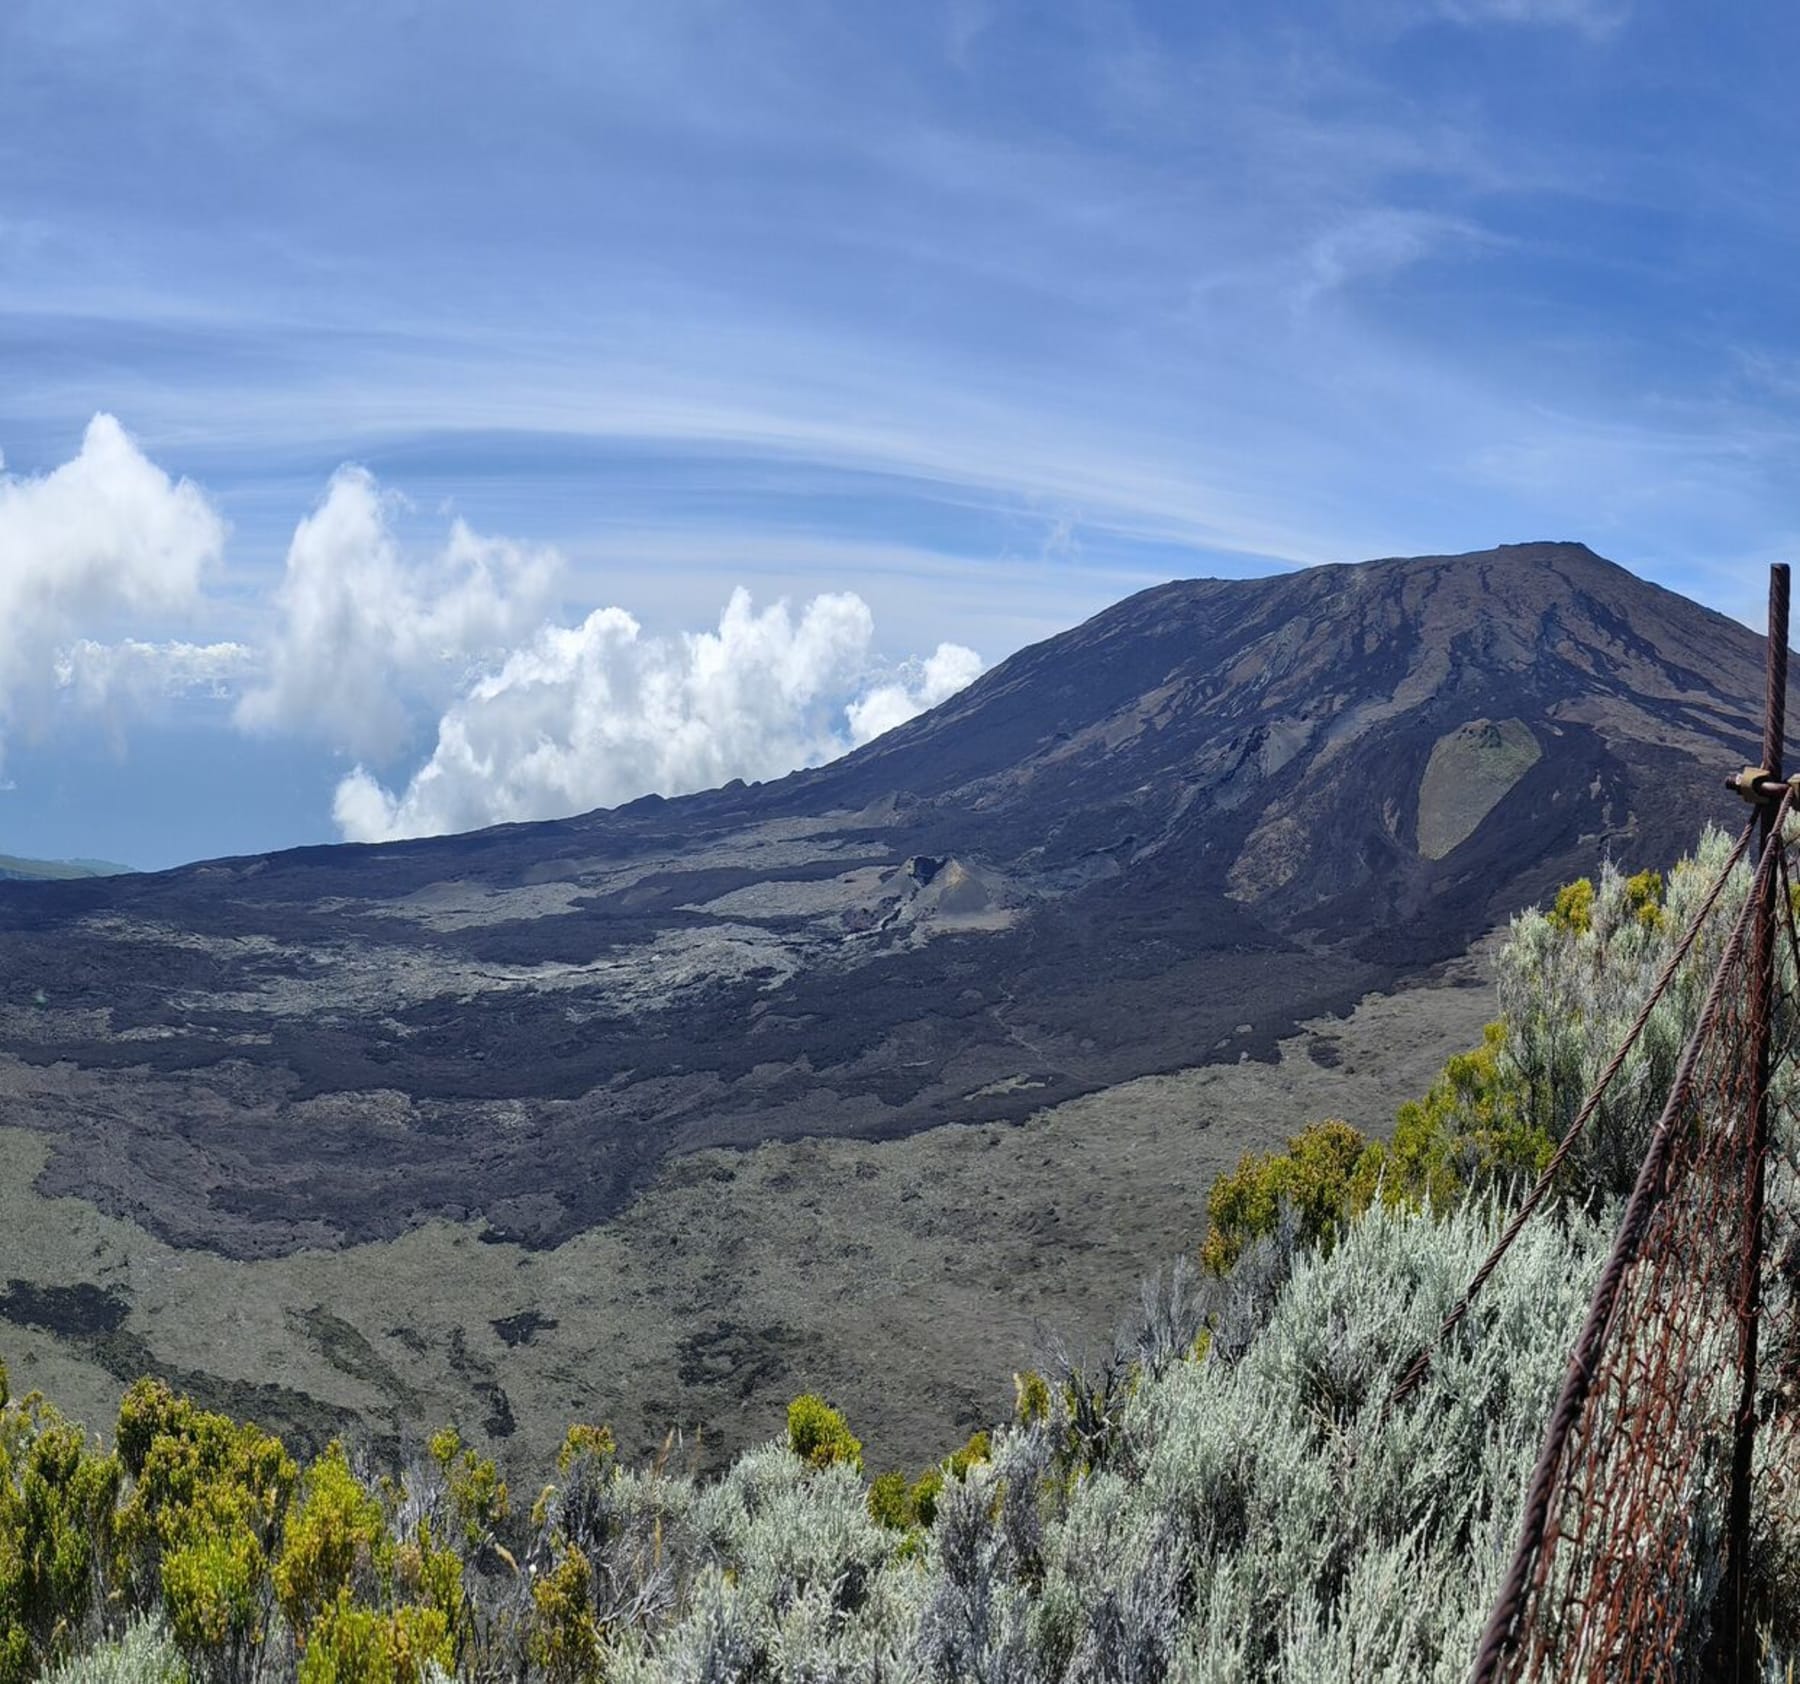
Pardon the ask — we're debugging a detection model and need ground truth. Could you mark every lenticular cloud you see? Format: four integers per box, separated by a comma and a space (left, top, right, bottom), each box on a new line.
332, 588, 984, 842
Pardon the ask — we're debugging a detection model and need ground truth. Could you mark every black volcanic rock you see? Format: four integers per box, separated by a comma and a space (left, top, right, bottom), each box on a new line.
0, 543, 1775, 1258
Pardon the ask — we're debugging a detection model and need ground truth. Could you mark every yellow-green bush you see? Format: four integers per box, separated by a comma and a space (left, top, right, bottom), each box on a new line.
945, 1430, 990, 1482
556, 1425, 615, 1477
1362, 1021, 1549, 1216
866, 1472, 910, 1531
114, 1378, 295, 1679
1, 1382, 121, 1684
1201, 1020, 1561, 1276
295, 1589, 450, 1684
527, 1545, 603, 1683
1201, 1119, 1375, 1274
159, 1528, 264, 1662
273, 1443, 385, 1640
1548, 876, 1594, 933
1623, 869, 1665, 930
1013, 1371, 1051, 1427
424, 1429, 507, 1556
868, 1428, 992, 1534
785, 1395, 862, 1474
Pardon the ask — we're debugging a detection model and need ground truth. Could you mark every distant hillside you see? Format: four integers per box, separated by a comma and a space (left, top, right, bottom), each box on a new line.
0, 853, 134, 882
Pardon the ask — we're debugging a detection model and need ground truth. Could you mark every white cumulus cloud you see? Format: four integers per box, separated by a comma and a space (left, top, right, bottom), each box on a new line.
0, 414, 226, 744
0, 428, 987, 841
236, 466, 562, 762
846, 642, 986, 745
332, 586, 944, 842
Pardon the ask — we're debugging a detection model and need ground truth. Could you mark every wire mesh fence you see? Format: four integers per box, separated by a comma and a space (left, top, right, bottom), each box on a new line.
1466, 800, 1800, 1682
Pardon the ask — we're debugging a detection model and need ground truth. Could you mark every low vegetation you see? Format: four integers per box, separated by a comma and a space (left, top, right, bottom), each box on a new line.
4, 827, 1790, 1681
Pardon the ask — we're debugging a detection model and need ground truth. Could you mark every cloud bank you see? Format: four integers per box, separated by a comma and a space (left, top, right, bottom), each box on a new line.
332, 591, 983, 843
8, 417, 984, 844
846, 643, 986, 746
55, 638, 255, 708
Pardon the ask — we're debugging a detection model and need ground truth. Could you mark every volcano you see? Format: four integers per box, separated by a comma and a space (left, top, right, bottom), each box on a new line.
0, 541, 1777, 1466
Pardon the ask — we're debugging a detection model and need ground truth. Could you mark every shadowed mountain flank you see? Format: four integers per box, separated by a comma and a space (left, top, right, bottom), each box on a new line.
0, 543, 1775, 1263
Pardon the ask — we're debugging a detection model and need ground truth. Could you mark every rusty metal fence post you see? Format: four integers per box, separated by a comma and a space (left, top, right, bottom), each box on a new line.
1712, 560, 1790, 1679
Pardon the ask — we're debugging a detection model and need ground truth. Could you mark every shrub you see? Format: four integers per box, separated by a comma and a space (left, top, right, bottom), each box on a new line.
0, 1390, 121, 1683
1013, 1371, 1052, 1427
1501, 830, 1746, 1200
527, 1547, 603, 1683
294, 1590, 449, 1684
784, 1396, 862, 1474
42, 1616, 187, 1683
1370, 1020, 1552, 1214
273, 1443, 386, 1640
867, 1473, 911, 1531
1624, 868, 1665, 929
422, 1431, 507, 1557
1201, 1119, 1374, 1274
113, 1378, 295, 1682
1548, 876, 1594, 933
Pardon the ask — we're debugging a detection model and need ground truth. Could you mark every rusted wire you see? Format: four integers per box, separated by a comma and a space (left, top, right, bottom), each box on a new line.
1387, 815, 1757, 1410
1467, 787, 1800, 1683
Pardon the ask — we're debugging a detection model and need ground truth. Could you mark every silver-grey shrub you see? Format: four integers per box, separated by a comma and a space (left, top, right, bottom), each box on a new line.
608, 1199, 1603, 1683
43, 1618, 188, 1684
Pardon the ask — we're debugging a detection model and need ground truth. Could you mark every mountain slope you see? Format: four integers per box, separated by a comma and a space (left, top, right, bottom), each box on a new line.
0, 542, 1772, 1258
0, 541, 1776, 1468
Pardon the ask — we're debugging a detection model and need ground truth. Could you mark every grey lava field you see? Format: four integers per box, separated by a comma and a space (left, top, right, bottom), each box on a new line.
0, 541, 1781, 1470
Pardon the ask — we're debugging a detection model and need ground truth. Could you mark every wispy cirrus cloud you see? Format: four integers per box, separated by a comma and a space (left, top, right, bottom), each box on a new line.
1433, 0, 1630, 38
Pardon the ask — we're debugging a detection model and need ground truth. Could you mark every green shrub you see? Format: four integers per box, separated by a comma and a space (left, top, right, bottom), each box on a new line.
423, 1430, 507, 1556
867, 1472, 911, 1531
785, 1395, 862, 1474
906, 1467, 944, 1530
0, 1390, 121, 1683
158, 1530, 264, 1664
1201, 1119, 1375, 1274
1013, 1371, 1051, 1427
273, 1442, 385, 1640
945, 1431, 990, 1482
1548, 876, 1594, 933
527, 1546, 603, 1683
1372, 1020, 1551, 1213
114, 1378, 294, 1681
295, 1589, 449, 1684
1624, 868, 1665, 929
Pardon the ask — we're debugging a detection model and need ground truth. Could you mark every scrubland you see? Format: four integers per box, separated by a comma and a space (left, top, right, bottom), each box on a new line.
8, 827, 1793, 1682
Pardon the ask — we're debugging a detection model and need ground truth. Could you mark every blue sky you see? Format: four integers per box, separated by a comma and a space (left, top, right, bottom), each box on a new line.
2, 0, 1797, 868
